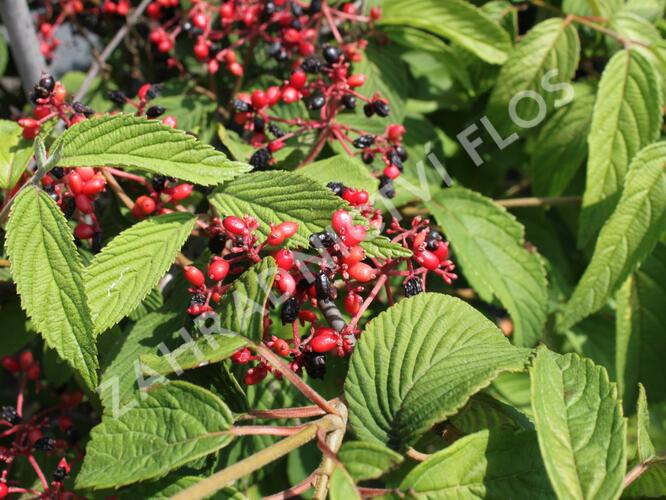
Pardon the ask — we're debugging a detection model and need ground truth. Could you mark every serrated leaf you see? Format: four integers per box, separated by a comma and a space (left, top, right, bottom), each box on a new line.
379, 0, 511, 65
624, 463, 666, 498
127, 286, 164, 321
427, 187, 548, 346
621, 0, 666, 23
298, 155, 378, 194
579, 49, 662, 246
210, 170, 342, 248
637, 384, 656, 462
0, 120, 33, 191
76, 381, 234, 489
450, 393, 533, 435
329, 464, 361, 500
486, 18, 580, 136
98, 312, 182, 414
52, 114, 250, 186
360, 232, 413, 260
527, 83, 596, 196
338, 441, 404, 482
344, 293, 531, 449
399, 430, 554, 498
530, 349, 626, 500
85, 212, 196, 334
559, 143, 666, 331
616, 243, 666, 410
5, 186, 98, 390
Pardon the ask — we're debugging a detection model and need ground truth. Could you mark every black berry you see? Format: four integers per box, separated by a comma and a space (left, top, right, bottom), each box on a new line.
267, 41, 282, 57
373, 100, 390, 117
394, 145, 408, 161
107, 90, 127, 106
403, 277, 423, 297
323, 45, 342, 64
301, 56, 323, 73
33, 437, 56, 452
326, 181, 344, 196
92, 232, 103, 254
38, 73, 55, 92
314, 271, 332, 300
309, 231, 337, 249
72, 101, 94, 117
209, 233, 227, 254
308, 94, 326, 110
146, 105, 166, 118
363, 103, 374, 117
253, 116, 265, 133
269, 123, 285, 138
1, 406, 20, 425
53, 466, 68, 482
249, 148, 271, 169
281, 297, 300, 324
379, 175, 395, 198
50, 166, 65, 179
43, 185, 59, 202
353, 134, 375, 149
362, 152, 374, 164
309, 0, 322, 13
233, 98, 252, 113
342, 94, 356, 110
62, 197, 76, 219
152, 175, 166, 192
302, 351, 326, 379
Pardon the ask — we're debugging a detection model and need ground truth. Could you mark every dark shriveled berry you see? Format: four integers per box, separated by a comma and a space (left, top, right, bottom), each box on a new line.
253, 116, 265, 133
146, 105, 166, 118
53, 466, 68, 482
363, 102, 374, 117
152, 175, 166, 192
403, 277, 423, 297
302, 351, 326, 379
62, 197, 76, 219
33, 437, 56, 452
301, 56, 323, 73
269, 123, 285, 138
394, 145, 408, 161
1, 406, 21, 425
249, 148, 271, 169
353, 134, 375, 149
107, 90, 127, 106
388, 150, 403, 171
326, 181, 344, 196
362, 152, 374, 164
43, 185, 59, 202
281, 297, 300, 324
314, 272, 332, 300
209, 233, 227, 254
267, 41, 282, 57
379, 175, 395, 198
72, 101, 94, 117
373, 100, 390, 117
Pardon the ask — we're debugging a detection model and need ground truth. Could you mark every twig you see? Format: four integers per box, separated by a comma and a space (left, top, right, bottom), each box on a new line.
240, 402, 333, 420
406, 447, 429, 462
313, 402, 348, 500
0, 259, 10, 268
74, 0, 153, 102
495, 196, 582, 208
228, 424, 309, 437
264, 470, 318, 500
101, 169, 134, 210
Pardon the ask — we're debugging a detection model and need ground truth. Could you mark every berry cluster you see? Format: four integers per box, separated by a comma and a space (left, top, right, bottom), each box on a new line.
1, 352, 82, 498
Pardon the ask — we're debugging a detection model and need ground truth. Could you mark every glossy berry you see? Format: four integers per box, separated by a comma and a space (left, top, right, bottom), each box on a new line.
208, 234, 226, 255
53, 465, 68, 482
341, 225, 367, 247
208, 258, 230, 281
308, 94, 326, 110
267, 227, 286, 246
310, 328, 339, 353
353, 134, 375, 149
162, 115, 177, 128
277, 270, 296, 295
373, 99, 390, 117
415, 250, 440, 270
74, 223, 95, 240
232, 348, 252, 364
134, 195, 156, 215
343, 245, 365, 265
171, 183, 193, 202
344, 292, 363, 315
323, 45, 342, 64
302, 351, 326, 379
309, 231, 336, 249
281, 297, 300, 324
379, 175, 395, 198
347, 74, 366, 88
404, 277, 423, 297
363, 102, 374, 117
184, 266, 205, 287
223, 216, 246, 235
314, 272, 332, 300
233, 98, 251, 112
301, 56, 322, 73
327, 181, 345, 196
244, 365, 268, 385
0, 482, 7, 498
275, 248, 295, 270
146, 105, 166, 118
347, 262, 375, 282
273, 338, 291, 357
342, 94, 356, 110
39, 73, 55, 92
434, 241, 449, 261
331, 209, 353, 234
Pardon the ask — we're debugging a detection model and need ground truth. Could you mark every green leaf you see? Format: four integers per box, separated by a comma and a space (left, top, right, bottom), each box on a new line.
116, 475, 244, 499
329, 465, 361, 500
0, 298, 34, 357
530, 349, 626, 500
5, 186, 99, 391
486, 18, 580, 136
210, 170, 346, 248
360, 232, 413, 260
98, 312, 182, 414
298, 155, 378, 194
579, 49, 662, 246
52, 114, 250, 186
559, 143, 666, 331
344, 293, 531, 449
636, 384, 656, 462
427, 187, 548, 346
527, 82, 596, 196
379, 0, 511, 65
0, 33, 8, 77
127, 287, 164, 321
624, 463, 666, 498
338, 441, 404, 482
622, 0, 666, 23
450, 393, 533, 434
399, 430, 555, 498
76, 381, 234, 489
562, 0, 622, 17
616, 243, 666, 411
85, 212, 196, 334
0, 120, 33, 191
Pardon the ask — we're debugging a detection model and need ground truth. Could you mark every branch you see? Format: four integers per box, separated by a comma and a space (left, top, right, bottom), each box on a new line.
495, 196, 582, 208
73, 0, 152, 102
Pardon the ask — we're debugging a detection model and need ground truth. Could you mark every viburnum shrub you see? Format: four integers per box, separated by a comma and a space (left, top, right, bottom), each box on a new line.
0, 0, 665, 498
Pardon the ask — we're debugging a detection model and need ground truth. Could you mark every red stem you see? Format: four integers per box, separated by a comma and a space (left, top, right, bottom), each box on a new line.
28, 454, 49, 491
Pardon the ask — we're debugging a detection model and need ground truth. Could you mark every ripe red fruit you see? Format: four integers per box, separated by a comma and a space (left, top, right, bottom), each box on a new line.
344, 292, 363, 315
347, 74, 366, 88
0, 482, 8, 499
370, 6, 382, 20
348, 262, 375, 282
135, 195, 156, 215
284, 28, 301, 44
74, 223, 95, 240
275, 248, 294, 270
387, 124, 405, 142
138, 83, 153, 100
162, 115, 177, 128
191, 12, 208, 29
331, 209, 353, 234
33, 105, 51, 120
342, 245, 365, 265
342, 2, 356, 14
170, 183, 193, 201
434, 241, 449, 261
273, 339, 291, 357
299, 310, 318, 323
341, 225, 367, 246
116, 0, 129, 15
281, 86, 299, 103
267, 227, 286, 246
232, 348, 252, 364
266, 86, 281, 106
310, 328, 339, 353
290, 70, 307, 89
184, 266, 205, 287
76, 167, 95, 181
278, 221, 298, 238
251, 89, 268, 109
269, 140, 285, 152
19, 351, 34, 371
415, 250, 440, 270
383, 164, 401, 180
208, 258, 230, 281
52, 83, 67, 105
75, 194, 94, 214
194, 42, 209, 61
229, 62, 244, 76
82, 176, 106, 196
26, 363, 41, 381
223, 215, 246, 235
244, 365, 268, 385
1, 356, 20, 374
342, 188, 369, 206
219, 2, 234, 18
276, 270, 296, 295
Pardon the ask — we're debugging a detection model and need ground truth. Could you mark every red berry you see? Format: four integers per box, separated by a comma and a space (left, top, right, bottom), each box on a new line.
191, 12, 208, 29
284, 28, 301, 44
52, 83, 67, 105
278, 221, 298, 238
76, 167, 95, 181
0, 482, 8, 499
162, 115, 177, 128
158, 39, 174, 52
219, 2, 234, 18
251, 89, 268, 109
135, 195, 156, 215
244, 365, 268, 385
267, 227, 286, 246
75, 194, 94, 214
1, 356, 20, 374
387, 124, 405, 142
331, 209, 353, 234
232, 348, 252, 364
273, 339, 291, 357
194, 42, 209, 61
116, 0, 129, 16
19, 351, 34, 371
275, 248, 294, 270
290, 70, 307, 89
434, 241, 449, 261
370, 6, 382, 20
310, 328, 339, 353
170, 183, 193, 201
184, 266, 205, 287
229, 62, 244, 76
344, 292, 362, 315
269, 140, 285, 152
341, 225, 367, 246
415, 250, 440, 270
383, 164, 401, 180
342, 245, 365, 265
208, 258, 230, 281
347, 74, 366, 88
281, 86, 299, 103
137, 83, 153, 100
276, 270, 296, 295
147, 2, 161, 18
266, 86, 281, 106
33, 105, 51, 120
223, 215, 246, 235
82, 176, 106, 196
348, 262, 375, 282
74, 223, 95, 240
26, 363, 41, 381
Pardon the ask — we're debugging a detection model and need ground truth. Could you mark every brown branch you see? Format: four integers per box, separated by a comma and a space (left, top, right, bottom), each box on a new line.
101, 168, 134, 210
